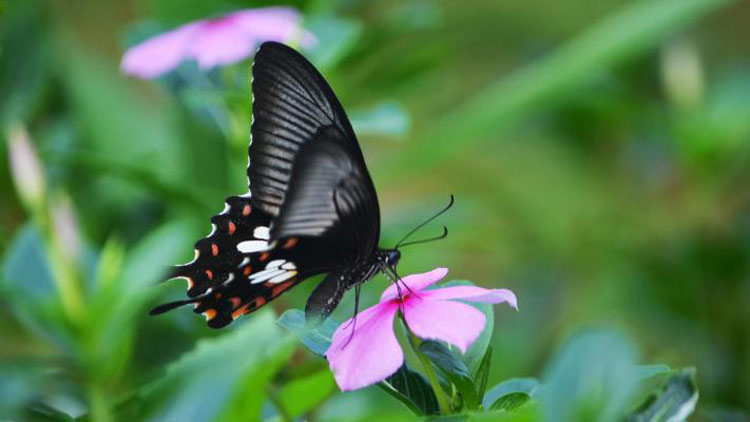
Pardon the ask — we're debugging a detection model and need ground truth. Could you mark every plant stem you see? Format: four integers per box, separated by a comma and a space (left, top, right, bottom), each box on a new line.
407, 330, 451, 414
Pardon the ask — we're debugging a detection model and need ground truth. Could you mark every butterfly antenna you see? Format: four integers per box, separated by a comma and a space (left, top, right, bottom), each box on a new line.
396, 226, 448, 248
394, 194, 454, 249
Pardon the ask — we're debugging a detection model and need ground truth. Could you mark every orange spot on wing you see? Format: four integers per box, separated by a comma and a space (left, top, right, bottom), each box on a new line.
243, 265, 252, 276
229, 297, 241, 308
259, 252, 269, 262
283, 237, 299, 249
205, 270, 213, 280
253, 296, 267, 308
228, 221, 236, 235
232, 304, 249, 319
203, 309, 217, 320
242, 204, 251, 216
271, 280, 297, 298
211, 243, 219, 256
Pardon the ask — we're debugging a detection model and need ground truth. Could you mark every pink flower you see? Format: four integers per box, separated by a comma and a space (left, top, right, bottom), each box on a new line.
325, 268, 518, 391
121, 7, 315, 78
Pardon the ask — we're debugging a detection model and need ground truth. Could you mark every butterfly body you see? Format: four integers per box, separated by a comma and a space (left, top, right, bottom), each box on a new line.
151, 42, 405, 328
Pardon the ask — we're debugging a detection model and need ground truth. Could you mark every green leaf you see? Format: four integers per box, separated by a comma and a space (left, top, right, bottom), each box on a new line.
482, 378, 540, 410
538, 330, 638, 422
379, 364, 441, 416
625, 368, 699, 422
474, 346, 493, 403
19, 403, 76, 422
625, 365, 677, 413
420, 340, 480, 410
490, 393, 532, 412
277, 369, 337, 419
129, 311, 293, 422
277, 308, 338, 356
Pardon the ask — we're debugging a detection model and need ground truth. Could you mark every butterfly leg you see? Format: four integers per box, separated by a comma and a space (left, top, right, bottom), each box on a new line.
340, 283, 362, 349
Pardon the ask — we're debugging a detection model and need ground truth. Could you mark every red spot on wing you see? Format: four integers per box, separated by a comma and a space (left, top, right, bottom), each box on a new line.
205, 270, 213, 280
242, 205, 251, 216
271, 279, 297, 298
211, 243, 219, 256
228, 221, 236, 235
283, 237, 299, 249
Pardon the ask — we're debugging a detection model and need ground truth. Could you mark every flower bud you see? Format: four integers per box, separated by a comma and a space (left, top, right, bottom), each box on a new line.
6, 124, 46, 212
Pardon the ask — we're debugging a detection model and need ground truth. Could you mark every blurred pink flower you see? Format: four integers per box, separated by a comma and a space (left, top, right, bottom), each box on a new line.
121, 7, 315, 78
325, 268, 517, 391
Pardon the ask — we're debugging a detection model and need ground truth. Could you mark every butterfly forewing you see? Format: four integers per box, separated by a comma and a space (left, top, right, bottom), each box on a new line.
249, 42, 361, 216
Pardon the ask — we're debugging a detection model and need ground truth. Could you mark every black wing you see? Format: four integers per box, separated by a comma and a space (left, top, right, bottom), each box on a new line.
249, 41, 368, 216
272, 126, 380, 258
152, 42, 381, 327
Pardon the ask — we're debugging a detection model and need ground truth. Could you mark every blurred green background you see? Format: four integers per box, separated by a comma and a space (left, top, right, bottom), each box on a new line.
1, 0, 748, 421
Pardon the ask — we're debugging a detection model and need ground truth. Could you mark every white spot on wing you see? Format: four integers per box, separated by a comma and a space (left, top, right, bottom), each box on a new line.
254, 226, 270, 240
220, 203, 231, 215
237, 240, 270, 253
266, 259, 285, 270
269, 271, 297, 284
249, 269, 286, 284
281, 262, 297, 270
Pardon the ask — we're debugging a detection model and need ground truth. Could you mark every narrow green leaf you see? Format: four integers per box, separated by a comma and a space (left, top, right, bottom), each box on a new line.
375, 0, 736, 183
420, 340, 480, 410
625, 368, 699, 422
379, 364, 441, 416
474, 346, 493, 403
482, 378, 540, 411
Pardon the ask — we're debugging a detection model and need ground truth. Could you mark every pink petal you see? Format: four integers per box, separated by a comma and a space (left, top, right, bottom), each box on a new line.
121, 22, 200, 78
325, 302, 402, 391
121, 7, 311, 78
421, 287, 518, 309
380, 267, 449, 302
403, 298, 486, 353
187, 22, 257, 69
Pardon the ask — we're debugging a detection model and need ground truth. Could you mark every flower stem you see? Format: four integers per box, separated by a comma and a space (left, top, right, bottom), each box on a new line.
407, 331, 451, 414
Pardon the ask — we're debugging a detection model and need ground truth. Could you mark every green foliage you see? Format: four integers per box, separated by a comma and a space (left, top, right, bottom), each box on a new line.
1, 0, 748, 420
420, 340, 480, 410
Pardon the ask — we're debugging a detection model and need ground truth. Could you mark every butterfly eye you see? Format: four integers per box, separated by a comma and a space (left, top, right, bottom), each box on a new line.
386, 250, 401, 266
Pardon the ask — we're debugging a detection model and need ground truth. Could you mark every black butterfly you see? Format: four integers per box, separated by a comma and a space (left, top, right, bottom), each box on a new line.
151, 42, 451, 328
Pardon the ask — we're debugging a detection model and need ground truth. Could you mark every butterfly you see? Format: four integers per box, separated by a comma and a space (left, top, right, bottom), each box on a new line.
150, 41, 452, 328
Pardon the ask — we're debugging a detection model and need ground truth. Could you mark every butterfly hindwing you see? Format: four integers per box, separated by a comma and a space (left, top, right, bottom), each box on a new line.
169, 195, 271, 297
272, 126, 380, 258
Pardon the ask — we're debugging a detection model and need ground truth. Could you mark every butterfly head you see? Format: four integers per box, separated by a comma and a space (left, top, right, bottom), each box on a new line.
384, 249, 401, 267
